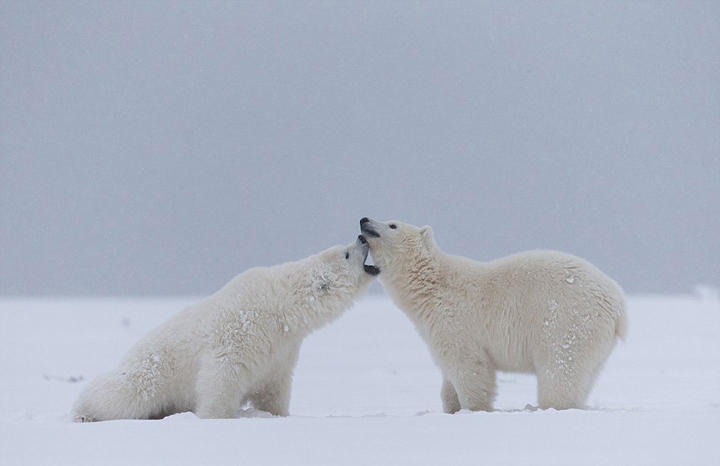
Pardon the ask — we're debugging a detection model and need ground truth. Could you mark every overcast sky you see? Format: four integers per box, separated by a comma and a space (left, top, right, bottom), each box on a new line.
1, 1, 718, 296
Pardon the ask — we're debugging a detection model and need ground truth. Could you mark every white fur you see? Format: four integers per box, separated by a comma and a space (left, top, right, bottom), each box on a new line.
73, 238, 375, 421
361, 218, 627, 411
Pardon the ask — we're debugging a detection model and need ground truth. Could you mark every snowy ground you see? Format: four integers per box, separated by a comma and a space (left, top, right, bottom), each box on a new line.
1, 293, 718, 465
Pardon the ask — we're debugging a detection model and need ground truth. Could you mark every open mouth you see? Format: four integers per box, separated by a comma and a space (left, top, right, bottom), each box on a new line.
358, 235, 380, 276
364, 263, 380, 276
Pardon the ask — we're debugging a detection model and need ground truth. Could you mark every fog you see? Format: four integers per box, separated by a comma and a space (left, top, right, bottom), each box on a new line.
1, 1, 718, 296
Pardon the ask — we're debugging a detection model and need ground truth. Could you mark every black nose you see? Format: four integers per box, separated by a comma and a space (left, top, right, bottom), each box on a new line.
360, 217, 369, 225
358, 235, 367, 244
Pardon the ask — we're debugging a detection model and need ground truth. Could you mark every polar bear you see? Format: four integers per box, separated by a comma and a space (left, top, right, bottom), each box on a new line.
72, 236, 379, 421
360, 217, 627, 412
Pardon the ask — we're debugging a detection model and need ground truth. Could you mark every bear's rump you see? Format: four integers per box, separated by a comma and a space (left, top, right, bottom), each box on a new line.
479, 289, 620, 374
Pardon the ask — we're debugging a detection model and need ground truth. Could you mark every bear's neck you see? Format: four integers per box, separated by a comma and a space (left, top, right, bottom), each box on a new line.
299, 294, 353, 333
381, 248, 446, 326
281, 262, 361, 335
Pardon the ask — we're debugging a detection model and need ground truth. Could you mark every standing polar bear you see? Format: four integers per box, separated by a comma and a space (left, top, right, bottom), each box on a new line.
73, 236, 379, 421
360, 217, 627, 411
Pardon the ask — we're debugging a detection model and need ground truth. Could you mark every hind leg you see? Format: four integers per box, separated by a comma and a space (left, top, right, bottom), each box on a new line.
536, 342, 595, 410
537, 330, 620, 410
536, 346, 615, 410
537, 367, 591, 410
73, 368, 168, 422
536, 342, 580, 409
73, 375, 114, 422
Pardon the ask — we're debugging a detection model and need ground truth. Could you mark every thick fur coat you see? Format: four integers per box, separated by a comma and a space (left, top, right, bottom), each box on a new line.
73, 237, 376, 421
360, 218, 627, 411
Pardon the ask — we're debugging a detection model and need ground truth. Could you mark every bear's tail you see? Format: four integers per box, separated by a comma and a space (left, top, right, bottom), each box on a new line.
615, 304, 628, 342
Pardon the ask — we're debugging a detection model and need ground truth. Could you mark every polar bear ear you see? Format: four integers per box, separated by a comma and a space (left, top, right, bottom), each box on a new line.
419, 225, 435, 250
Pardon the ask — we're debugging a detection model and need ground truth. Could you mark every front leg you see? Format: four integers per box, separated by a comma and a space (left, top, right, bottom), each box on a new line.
248, 344, 301, 416
195, 356, 251, 419
447, 354, 496, 412
441, 377, 461, 414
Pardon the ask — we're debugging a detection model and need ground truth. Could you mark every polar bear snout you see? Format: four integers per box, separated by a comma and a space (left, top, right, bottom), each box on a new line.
356, 233, 380, 276
359, 217, 380, 238
355, 235, 370, 256
350, 235, 369, 260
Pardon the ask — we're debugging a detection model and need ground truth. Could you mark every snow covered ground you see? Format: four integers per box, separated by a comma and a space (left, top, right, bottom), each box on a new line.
1, 293, 718, 465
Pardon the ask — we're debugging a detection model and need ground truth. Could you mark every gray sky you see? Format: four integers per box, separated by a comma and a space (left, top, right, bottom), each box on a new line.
1, 1, 718, 296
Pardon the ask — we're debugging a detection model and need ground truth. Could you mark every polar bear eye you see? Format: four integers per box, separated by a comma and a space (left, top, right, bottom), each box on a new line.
345, 252, 350, 260
389, 224, 397, 229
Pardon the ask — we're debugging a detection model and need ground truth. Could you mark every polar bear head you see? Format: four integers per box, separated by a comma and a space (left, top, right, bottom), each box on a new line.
359, 217, 437, 277
299, 235, 379, 307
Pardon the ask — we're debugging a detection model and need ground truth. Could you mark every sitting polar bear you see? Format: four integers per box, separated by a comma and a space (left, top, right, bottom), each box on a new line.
360, 217, 627, 411
73, 236, 379, 421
